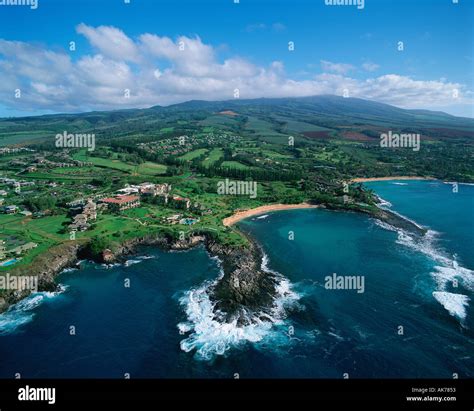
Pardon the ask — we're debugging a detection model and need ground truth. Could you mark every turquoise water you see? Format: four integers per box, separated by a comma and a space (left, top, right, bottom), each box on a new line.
0, 180, 472, 378
0, 259, 18, 267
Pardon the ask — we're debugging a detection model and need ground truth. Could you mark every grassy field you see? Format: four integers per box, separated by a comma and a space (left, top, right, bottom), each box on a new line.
202, 148, 224, 166
73, 151, 166, 176
0, 214, 69, 270
179, 148, 208, 161
220, 160, 252, 170
0, 130, 51, 146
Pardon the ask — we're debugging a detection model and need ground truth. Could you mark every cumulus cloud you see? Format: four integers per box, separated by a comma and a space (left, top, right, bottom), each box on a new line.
76, 23, 141, 63
0, 24, 471, 115
362, 62, 380, 72
320, 60, 355, 75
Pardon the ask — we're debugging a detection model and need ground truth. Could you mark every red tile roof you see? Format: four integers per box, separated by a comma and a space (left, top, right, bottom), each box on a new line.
102, 195, 139, 204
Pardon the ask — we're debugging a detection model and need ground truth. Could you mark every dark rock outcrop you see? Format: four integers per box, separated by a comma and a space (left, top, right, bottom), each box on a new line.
207, 238, 278, 324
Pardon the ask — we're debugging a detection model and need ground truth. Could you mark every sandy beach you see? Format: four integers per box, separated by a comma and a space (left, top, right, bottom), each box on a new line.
351, 176, 436, 183
223, 203, 319, 227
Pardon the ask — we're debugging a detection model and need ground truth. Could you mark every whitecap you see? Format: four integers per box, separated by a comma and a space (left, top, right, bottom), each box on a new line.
375, 195, 392, 208
133, 255, 155, 261
373, 211, 473, 320
432, 292, 470, 321
177, 253, 301, 361
124, 259, 141, 267
61, 267, 78, 273
0, 285, 68, 335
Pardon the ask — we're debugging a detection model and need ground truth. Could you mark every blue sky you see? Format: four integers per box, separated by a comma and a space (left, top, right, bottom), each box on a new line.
0, 0, 472, 117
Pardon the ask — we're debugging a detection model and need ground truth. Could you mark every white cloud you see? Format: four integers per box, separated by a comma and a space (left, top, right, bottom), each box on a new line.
362, 62, 380, 72
76, 23, 141, 63
245, 23, 267, 32
0, 25, 471, 116
272, 23, 286, 32
320, 60, 355, 75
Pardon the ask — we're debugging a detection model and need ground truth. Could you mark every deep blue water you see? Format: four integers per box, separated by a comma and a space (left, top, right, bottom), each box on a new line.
0, 180, 472, 378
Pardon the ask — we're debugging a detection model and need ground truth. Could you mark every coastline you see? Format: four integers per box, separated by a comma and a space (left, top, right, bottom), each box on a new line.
0, 188, 429, 317
223, 203, 320, 227
351, 176, 436, 183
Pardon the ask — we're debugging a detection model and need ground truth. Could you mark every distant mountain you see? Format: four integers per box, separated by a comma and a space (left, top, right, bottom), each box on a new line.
1, 95, 473, 146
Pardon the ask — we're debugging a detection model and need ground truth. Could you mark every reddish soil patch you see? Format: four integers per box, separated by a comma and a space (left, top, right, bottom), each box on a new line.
302, 131, 331, 139
218, 110, 238, 117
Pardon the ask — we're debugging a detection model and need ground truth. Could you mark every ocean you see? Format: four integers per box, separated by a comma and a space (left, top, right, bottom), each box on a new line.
0, 180, 472, 378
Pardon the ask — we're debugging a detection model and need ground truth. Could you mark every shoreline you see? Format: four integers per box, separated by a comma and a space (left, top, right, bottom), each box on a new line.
0, 193, 428, 316
351, 176, 436, 183
222, 203, 320, 227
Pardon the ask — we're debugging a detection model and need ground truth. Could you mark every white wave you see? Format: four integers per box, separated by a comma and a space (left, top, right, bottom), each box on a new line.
373, 219, 398, 232
177, 253, 301, 361
136, 255, 155, 260
0, 285, 68, 335
392, 182, 408, 186
206, 254, 225, 280
177, 283, 273, 360
61, 267, 78, 273
124, 259, 141, 267
375, 195, 392, 208
432, 292, 470, 321
100, 263, 121, 269
373, 211, 473, 320
394, 229, 474, 294
261, 252, 275, 274
431, 266, 474, 292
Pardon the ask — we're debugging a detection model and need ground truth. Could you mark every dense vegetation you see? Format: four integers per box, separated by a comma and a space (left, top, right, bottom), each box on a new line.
0, 95, 472, 278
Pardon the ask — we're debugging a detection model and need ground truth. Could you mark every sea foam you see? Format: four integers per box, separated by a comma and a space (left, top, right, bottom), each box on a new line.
374, 210, 473, 321
432, 292, 470, 321
177, 253, 301, 361
0, 285, 68, 335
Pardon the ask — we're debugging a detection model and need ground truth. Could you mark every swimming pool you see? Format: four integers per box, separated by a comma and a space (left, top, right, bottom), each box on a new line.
0, 258, 18, 267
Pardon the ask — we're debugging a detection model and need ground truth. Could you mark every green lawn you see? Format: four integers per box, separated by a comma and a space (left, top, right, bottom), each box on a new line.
221, 161, 251, 170
179, 148, 208, 161
73, 151, 166, 176
138, 162, 167, 175
202, 148, 224, 166
0, 214, 68, 270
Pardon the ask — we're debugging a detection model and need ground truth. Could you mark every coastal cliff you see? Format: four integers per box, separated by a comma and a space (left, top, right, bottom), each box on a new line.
0, 241, 82, 313
0, 199, 426, 318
